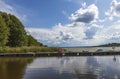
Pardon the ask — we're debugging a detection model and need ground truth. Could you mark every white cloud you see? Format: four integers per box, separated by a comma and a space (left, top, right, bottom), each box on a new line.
0, 0, 27, 22
111, 0, 120, 16
26, 23, 86, 46
26, 0, 120, 46
26, 20, 120, 46
69, 4, 99, 23
85, 24, 102, 39
94, 23, 120, 44
105, 0, 120, 20
81, 2, 86, 8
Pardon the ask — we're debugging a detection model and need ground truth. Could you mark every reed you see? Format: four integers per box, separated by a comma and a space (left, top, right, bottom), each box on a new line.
0, 46, 58, 53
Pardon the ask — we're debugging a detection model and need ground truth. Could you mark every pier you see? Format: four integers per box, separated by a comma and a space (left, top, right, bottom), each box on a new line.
0, 51, 120, 57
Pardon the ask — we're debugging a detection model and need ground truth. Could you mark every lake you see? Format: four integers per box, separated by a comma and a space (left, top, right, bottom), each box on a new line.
0, 56, 120, 79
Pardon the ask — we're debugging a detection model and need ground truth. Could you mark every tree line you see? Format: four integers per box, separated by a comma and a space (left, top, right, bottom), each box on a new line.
0, 12, 43, 47
98, 43, 120, 47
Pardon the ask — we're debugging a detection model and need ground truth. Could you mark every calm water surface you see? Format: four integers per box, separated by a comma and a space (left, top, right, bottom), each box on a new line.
0, 56, 120, 79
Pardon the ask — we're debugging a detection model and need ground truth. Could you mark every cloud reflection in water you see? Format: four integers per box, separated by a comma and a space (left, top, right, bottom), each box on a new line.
23, 56, 120, 79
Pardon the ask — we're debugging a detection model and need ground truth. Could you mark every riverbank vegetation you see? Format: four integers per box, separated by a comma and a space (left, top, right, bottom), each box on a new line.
0, 46, 58, 53
0, 11, 58, 53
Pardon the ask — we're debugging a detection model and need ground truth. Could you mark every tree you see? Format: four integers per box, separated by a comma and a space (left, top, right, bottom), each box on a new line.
0, 15, 9, 46
0, 11, 44, 47
27, 35, 43, 46
6, 14, 27, 47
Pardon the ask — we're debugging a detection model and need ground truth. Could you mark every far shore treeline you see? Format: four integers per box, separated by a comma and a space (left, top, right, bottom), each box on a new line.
0, 11, 57, 53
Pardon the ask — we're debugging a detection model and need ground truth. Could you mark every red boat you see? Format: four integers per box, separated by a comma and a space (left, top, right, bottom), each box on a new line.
57, 48, 63, 53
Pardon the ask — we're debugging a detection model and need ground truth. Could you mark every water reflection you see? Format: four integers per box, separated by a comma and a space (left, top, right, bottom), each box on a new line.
0, 58, 34, 79
0, 56, 120, 79
23, 56, 120, 79
113, 56, 116, 62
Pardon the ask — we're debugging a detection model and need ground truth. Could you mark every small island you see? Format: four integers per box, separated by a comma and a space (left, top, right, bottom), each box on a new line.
0, 12, 58, 53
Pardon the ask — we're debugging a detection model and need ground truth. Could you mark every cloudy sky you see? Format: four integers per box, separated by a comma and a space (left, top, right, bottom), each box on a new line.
1, 0, 120, 46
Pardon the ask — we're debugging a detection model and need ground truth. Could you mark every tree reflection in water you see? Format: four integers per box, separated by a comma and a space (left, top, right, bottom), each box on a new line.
0, 58, 34, 79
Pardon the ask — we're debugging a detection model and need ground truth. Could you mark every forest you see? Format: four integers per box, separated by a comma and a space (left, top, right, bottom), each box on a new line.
0, 12, 57, 53
0, 11, 44, 47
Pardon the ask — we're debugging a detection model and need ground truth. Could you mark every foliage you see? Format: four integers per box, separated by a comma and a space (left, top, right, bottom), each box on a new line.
0, 11, 44, 47
0, 14, 9, 46
27, 35, 43, 46
0, 11, 60, 53
0, 46, 58, 53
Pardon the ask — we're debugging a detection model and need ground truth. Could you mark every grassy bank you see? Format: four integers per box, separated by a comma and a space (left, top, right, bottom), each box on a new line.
0, 46, 58, 53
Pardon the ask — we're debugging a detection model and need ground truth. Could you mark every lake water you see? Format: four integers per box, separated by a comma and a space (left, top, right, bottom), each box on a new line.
0, 56, 120, 79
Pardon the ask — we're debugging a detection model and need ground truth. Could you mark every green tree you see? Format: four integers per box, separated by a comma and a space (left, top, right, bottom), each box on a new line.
0, 12, 11, 27
0, 11, 44, 47
27, 35, 43, 46
7, 14, 27, 47
0, 15, 9, 46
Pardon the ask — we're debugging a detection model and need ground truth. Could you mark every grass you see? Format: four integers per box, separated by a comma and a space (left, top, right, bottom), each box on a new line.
0, 46, 58, 53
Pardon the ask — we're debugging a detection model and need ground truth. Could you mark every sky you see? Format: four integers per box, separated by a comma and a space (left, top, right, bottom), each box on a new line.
1, 0, 120, 47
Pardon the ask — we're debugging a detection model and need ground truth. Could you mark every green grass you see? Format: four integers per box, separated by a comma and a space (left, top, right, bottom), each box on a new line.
0, 46, 58, 53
